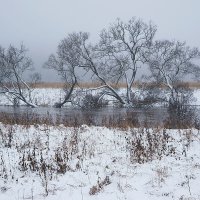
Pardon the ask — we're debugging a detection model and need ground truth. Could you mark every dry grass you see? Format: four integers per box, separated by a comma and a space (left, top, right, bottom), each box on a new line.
2, 81, 200, 89
0, 109, 198, 129
31, 81, 200, 89
32, 82, 128, 89
0, 111, 141, 129
186, 82, 200, 89
32, 82, 65, 88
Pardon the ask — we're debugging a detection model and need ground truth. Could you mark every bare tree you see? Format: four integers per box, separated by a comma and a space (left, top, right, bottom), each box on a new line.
0, 44, 40, 107
96, 17, 157, 105
45, 33, 81, 108
145, 40, 200, 103
73, 32, 127, 105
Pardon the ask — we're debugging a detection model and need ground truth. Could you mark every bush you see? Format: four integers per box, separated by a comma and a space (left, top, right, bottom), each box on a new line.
81, 94, 108, 109
165, 86, 197, 129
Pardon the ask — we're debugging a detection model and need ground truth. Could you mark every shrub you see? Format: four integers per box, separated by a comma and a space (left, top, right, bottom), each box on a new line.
165, 86, 197, 129
127, 128, 175, 164
81, 94, 108, 109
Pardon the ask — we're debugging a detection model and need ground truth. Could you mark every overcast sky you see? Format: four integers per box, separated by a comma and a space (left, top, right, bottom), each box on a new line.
0, 0, 200, 81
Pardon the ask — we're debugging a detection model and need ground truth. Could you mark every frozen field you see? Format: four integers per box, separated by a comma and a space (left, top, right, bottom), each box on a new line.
0, 88, 63, 107
0, 88, 200, 107
0, 124, 200, 200
0, 87, 200, 200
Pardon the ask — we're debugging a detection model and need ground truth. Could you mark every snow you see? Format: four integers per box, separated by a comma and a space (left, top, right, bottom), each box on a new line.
0, 88, 199, 107
193, 89, 200, 105
0, 124, 200, 200
0, 88, 63, 106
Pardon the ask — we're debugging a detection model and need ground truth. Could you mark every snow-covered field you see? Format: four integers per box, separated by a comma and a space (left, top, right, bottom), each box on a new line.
0, 87, 200, 199
0, 88, 199, 107
0, 124, 200, 200
193, 90, 200, 105
0, 88, 63, 107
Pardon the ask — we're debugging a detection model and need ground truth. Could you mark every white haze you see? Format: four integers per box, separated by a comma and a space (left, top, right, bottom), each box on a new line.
0, 0, 200, 82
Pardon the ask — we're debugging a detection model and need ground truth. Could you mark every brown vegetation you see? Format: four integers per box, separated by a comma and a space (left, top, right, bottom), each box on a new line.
30, 81, 200, 89
0, 109, 198, 129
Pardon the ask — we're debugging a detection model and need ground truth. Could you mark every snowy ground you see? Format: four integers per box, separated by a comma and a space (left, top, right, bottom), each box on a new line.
0, 88, 63, 107
0, 88, 199, 107
193, 90, 200, 105
0, 123, 200, 200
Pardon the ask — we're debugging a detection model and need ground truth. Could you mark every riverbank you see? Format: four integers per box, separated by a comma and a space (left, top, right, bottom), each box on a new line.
0, 88, 200, 107
0, 123, 200, 200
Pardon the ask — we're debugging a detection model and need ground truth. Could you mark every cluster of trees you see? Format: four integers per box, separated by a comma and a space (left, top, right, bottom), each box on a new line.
0, 17, 200, 108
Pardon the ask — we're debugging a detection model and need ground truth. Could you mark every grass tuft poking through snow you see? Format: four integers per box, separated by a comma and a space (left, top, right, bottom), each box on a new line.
0, 123, 200, 199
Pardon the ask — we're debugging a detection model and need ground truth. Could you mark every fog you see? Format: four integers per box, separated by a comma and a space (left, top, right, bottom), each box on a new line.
0, 0, 200, 81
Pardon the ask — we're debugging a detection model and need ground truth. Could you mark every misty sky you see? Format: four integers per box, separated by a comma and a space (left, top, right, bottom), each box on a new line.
0, 0, 200, 82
